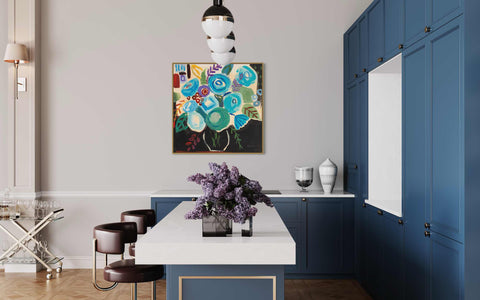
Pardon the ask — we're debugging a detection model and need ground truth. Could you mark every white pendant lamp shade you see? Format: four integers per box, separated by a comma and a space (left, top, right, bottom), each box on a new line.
211, 47, 236, 65
207, 32, 235, 53
4, 43, 28, 64
202, 0, 234, 39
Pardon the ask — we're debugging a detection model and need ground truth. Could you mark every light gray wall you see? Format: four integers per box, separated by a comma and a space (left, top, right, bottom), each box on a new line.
40, 0, 372, 192
0, 0, 8, 192
38, 0, 373, 263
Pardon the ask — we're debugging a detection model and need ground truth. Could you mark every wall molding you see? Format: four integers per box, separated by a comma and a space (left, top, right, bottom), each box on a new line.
40, 190, 154, 198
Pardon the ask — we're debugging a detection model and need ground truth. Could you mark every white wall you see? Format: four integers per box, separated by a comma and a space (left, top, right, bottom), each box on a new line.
37, 0, 373, 266
0, 0, 8, 191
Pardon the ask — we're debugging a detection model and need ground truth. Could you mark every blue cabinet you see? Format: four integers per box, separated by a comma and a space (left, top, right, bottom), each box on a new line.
344, 81, 360, 194
151, 197, 193, 223
359, 15, 369, 75
367, 0, 385, 69
365, 207, 384, 299
429, 0, 463, 32
405, 0, 427, 46
346, 24, 360, 82
384, 0, 405, 58
273, 197, 354, 277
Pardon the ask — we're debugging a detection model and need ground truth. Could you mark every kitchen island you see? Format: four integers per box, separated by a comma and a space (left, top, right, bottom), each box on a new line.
135, 201, 295, 300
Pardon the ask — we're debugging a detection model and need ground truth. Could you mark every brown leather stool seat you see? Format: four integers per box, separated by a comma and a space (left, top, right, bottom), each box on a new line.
104, 259, 164, 283
121, 209, 156, 257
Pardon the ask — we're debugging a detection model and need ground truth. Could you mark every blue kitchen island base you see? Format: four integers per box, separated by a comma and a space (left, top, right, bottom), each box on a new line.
166, 265, 285, 300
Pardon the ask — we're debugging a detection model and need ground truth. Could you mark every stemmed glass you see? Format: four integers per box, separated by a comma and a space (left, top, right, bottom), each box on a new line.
295, 167, 314, 192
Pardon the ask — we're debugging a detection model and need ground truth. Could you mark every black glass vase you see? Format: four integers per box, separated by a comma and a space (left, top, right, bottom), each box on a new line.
202, 215, 230, 237
241, 216, 253, 237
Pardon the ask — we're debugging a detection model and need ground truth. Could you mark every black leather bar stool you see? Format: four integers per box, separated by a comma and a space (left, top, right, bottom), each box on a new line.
120, 209, 156, 257
92, 222, 163, 300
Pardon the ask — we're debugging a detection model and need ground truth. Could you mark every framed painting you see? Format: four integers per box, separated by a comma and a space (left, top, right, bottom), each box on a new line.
172, 63, 264, 153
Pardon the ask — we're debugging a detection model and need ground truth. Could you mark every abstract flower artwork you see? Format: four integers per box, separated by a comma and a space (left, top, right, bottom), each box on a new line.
172, 63, 263, 153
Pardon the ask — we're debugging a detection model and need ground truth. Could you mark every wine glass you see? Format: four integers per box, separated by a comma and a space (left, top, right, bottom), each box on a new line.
295, 167, 314, 192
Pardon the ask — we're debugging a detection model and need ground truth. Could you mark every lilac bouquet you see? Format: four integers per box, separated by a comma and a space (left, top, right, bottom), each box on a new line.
185, 162, 273, 224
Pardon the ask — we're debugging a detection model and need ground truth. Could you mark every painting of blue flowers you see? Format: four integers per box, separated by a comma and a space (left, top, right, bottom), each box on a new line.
172, 63, 264, 153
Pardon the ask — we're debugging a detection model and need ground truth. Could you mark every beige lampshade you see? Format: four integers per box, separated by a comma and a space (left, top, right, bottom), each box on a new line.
4, 43, 28, 64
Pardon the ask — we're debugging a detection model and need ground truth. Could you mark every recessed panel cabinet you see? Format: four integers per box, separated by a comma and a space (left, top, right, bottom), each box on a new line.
384, 0, 405, 58
345, 82, 360, 194
367, 0, 385, 69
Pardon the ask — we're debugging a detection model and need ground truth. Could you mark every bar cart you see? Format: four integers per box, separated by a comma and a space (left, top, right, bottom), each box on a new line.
0, 208, 64, 280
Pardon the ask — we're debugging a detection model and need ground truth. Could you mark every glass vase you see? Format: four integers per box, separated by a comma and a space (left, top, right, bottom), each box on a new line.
241, 216, 253, 237
202, 215, 229, 237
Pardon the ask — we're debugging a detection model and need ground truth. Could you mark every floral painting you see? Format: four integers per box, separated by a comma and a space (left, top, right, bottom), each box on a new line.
172, 63, 263, 153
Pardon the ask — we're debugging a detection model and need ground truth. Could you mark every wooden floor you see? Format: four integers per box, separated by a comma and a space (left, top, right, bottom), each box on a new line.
0, 269, 372, 300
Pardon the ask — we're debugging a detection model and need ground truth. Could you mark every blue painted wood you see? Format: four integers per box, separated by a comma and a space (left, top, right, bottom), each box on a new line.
358, 76, 368, 201
382, 214, 405, 300
345, 81, 360, 194
429, 233, 464, 300
359, 15, 369, 75
364, 207, 384, 299
427, 18, 464, 243
429, 0, 463, 32
404, 0, 427, 46
367, 0, 385, 69
166, 265, 284, 300
306, 198, 354, 274
463, 1, 480, 298
151, 197, 189, 223
358, 203, 368, 286
384, 0, 405, 59
347, 24, 360, 82
272, 198, 305, 274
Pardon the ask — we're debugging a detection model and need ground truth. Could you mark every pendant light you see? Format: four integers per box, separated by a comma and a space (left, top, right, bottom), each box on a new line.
211, 47, 236, 66
201, 0, 234, 39
207, 32, 235, 53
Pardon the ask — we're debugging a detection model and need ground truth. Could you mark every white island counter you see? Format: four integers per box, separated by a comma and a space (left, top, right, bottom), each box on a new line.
135, 201, 295, 265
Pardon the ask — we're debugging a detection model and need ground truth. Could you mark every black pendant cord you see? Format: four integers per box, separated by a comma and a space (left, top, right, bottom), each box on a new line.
214, 0, 223, 6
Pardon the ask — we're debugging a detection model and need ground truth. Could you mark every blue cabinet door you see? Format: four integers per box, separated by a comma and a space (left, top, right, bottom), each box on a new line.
151, 197, 191, 223
405, 0, 427, 46
306, 198, 354, 274
273, 198, 305, 274
359, 15, 369, 75
358, 77, 368, 200
358, 203, 369, 286
345, 82, 360, 194
347, 24, 360, 82
384, 0, 405, 58
427, 18, 464, 243
383, 215, 405, 300
368, 0, 385, 69
364, 207, 384, 299
429, 233, 464, 300
428, 0, 463, 32
403, 39, 429, 300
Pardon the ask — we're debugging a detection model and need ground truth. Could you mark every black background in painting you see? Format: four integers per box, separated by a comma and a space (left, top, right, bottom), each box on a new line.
174, 120, 262, 153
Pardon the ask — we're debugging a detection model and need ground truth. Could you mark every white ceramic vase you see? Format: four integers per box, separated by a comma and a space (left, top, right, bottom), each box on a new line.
319, 158, 337, 194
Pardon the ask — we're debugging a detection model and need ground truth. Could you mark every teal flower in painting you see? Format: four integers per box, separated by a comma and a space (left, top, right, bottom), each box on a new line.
201, 95, 219, 114
235, 66, 257, 87
224, 93, 242, 113
208, 74, 231, 95
187, 111, 206, 132
234, 114, 249, 130
181, 78, 200, 97
183, 100, 199, 113
206, 107, 230, 131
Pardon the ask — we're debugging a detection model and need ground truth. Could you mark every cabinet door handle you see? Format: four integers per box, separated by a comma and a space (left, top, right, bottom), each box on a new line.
398, 44, 404, 49
354, 73, 358, 78
424, 231, 431, 237
398, 219, 404, 225
302, 198, 307, 202
362, 203, 367, 208
192, 197, 197, 201
424, 222, 431, 229
377, 209, 383, 215
362, 68, 367, 73
348, 164, 358, 170
377, 57, 383, 63
425, 26, 431, 33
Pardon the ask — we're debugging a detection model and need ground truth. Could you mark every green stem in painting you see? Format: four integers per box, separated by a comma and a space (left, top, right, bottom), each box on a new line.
230, 127, 244, 150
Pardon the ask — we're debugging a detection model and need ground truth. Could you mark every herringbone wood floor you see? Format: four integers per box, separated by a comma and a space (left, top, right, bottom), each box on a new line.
0, 269, 372, 300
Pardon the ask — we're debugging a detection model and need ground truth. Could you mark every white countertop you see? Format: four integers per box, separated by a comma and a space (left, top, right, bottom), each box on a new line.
135, 201, 296, 265
151, 190, 355, 198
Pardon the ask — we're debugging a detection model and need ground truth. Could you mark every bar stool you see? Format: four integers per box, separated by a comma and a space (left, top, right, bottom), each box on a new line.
92, 222, 163, 300
120, 209, 156, 257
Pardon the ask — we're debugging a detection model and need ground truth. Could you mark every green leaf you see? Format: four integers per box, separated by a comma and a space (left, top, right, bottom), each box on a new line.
222, 64, 234, 75
175, 113, 188, 133
173, 92, 181, 102
201, 70, 207, 85
239, 87, 254, 103
242, 104, 260, 120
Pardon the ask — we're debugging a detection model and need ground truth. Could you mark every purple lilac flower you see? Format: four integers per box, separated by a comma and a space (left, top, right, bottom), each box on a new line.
185, 162, 273, 223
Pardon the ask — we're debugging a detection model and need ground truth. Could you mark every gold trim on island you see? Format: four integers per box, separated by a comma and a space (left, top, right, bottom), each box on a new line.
178, 275, 277, 300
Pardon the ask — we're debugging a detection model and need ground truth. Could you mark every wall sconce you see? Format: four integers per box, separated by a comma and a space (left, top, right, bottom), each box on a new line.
4, 43, 28, 99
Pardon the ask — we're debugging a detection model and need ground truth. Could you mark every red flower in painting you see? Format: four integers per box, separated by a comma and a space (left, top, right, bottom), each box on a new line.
192, 92, 204, 105
186, 134, 201, 151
